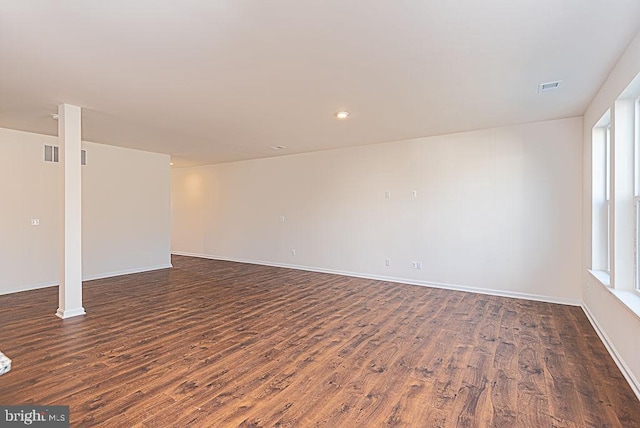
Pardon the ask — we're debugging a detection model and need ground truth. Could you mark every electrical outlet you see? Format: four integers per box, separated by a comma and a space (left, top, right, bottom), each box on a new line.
291, 249, 296, 256
385, 259, 391, 267
411, 190, 418, 198
411, 261, 423, 270
31, 219, 40, 226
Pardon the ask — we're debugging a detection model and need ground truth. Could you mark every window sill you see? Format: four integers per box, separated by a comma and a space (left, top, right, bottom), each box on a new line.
588, 269, 610, 287
589, 270, 640, 321
608, 289, 640, 322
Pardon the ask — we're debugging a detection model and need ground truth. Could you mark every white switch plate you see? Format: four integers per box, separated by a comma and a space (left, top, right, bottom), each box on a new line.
385, 191, 391, 198
385, 259, 391, 267
31, 219, 40, 226
280, 216, 285, 222
411, 190, 418, 198
291, 249, 296, 256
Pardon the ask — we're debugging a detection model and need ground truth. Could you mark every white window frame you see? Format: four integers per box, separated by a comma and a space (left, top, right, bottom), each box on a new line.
591, 111, 611, 280
635, 98, 640, 294
606, 124, 611, 273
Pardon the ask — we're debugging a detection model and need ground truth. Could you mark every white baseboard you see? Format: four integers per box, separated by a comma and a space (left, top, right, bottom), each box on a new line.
582, 304, 640, 401
55, 307, 86, 319
0, 264, 174, 295
171, 251, 581, 306
82, 264, 173, 282
0, 280, 58, 296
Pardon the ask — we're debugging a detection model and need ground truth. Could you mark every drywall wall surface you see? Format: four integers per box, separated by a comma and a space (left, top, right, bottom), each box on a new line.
583, 274, 640, 396
0, 127, 171, 294
584, 30, 640, 131
82, 142, 171, 279
172, 117, 582, 302
0, 128, 60, 294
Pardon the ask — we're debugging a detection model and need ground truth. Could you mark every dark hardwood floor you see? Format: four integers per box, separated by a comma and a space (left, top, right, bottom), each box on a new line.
0, 255, 638, 427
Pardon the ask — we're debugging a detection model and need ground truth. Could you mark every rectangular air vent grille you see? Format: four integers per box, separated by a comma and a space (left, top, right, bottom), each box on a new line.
44, 146, 87, 165
44, 145, 59, 162
538, 80, 562, 93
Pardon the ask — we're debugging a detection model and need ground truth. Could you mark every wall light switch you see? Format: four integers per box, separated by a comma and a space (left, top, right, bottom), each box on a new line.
291, 249, 296, 256
411, 190, 418, 198
385, 191, 391, 199
280, 216, 285, 222
31, 219, 40, 226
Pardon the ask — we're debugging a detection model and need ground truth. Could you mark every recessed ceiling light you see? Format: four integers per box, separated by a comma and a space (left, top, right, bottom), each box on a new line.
336, 111, 350, 119
270, 145, 286, 150
538, 80, 563, 93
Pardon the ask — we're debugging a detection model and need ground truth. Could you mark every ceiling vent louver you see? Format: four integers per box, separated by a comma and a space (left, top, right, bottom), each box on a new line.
538, 80, 562, 93
44, 145, 59, 162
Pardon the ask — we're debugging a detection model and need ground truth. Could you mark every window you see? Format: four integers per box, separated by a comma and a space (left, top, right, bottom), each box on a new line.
590, 72, 640, 316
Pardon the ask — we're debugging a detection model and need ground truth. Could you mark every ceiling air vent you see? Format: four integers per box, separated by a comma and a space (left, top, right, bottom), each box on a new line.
538, 80, 562, 94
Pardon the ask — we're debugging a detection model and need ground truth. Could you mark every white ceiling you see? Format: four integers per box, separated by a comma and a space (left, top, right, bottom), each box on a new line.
1, 1, 639, 167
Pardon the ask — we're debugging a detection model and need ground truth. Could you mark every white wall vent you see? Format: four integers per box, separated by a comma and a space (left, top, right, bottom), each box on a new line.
538, 80, 562, 93
44, 145, 59, 162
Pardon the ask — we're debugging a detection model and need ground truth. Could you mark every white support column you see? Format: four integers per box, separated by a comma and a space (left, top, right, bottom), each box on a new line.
56, 104, 86, 319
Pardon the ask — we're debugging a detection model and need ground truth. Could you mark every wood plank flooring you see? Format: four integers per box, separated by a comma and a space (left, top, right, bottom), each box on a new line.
1, 255, 639, 427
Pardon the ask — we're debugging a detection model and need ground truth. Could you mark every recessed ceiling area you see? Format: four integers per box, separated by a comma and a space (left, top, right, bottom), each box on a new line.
0, 1, 639, 167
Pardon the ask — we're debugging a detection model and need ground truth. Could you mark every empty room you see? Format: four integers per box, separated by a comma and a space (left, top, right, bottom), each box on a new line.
1, 1, 640, 427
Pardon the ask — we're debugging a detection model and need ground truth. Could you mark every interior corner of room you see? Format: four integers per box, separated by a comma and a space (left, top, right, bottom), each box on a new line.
1, 1, 640, 425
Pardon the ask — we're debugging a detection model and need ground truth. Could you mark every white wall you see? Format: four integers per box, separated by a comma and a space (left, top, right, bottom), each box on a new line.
582, 29, 640, 394
0, 128, 60, 293
0, 127, 171, 294
82, 141, 171, 280
172, 117, 583, 303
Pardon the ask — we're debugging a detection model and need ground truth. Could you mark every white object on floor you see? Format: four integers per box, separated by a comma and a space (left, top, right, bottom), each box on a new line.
0, 351, 11, 375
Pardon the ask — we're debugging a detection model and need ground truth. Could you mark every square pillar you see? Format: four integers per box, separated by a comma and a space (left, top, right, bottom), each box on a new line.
56, 104, 85, 319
